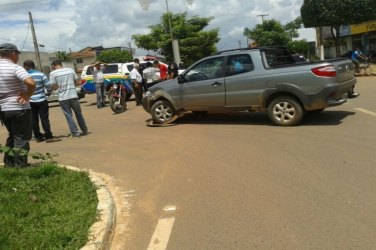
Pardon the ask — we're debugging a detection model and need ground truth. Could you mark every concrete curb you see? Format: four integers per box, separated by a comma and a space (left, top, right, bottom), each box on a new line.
61, 165, 116, 250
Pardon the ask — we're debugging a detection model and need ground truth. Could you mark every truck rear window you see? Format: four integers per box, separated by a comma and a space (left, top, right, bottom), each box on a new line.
263, 48, 296, 67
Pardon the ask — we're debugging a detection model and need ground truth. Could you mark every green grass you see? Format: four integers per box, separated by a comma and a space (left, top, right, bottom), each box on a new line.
0, 163, 98, 250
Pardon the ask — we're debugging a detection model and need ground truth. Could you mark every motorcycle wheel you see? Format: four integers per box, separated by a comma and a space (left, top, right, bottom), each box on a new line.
108, 89, 127, 113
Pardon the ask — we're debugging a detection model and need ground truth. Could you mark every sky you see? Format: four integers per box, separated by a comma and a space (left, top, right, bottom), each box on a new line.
0, 0, 315, 56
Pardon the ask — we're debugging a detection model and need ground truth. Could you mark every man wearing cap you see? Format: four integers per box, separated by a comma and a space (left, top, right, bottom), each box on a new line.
0, 43, 36, 167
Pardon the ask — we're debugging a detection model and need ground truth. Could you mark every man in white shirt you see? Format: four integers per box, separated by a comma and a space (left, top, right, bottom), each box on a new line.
91, 61, 106, 108
143, 61, 159, 88
130, 63, 143, 106
50, 59, 88, 138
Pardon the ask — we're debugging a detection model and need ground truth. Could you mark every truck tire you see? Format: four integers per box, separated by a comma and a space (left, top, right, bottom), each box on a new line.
151, 100, 176, 124
268, 96, 304, 126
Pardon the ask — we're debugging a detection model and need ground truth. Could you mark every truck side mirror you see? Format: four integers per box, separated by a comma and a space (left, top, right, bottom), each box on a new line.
177, 75, 185, 84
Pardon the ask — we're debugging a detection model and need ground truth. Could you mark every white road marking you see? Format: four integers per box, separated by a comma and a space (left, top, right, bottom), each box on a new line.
163, 205, 176, 212
355, 108, 376, 118
147, 217, 176, 250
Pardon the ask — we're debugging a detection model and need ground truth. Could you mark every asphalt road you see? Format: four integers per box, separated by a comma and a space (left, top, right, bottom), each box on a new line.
2, 76, 375, 249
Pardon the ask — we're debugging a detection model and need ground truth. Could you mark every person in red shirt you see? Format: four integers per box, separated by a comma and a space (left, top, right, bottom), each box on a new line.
153, 60, 168, 80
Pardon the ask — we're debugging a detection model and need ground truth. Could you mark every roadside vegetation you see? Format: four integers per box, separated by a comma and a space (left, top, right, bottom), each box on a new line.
0, 151, 98, 249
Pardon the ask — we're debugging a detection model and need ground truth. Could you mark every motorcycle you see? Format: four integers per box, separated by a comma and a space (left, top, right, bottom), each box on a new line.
107, 80, 128, 113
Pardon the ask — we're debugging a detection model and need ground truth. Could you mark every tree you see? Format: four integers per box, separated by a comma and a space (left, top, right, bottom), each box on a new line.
132, 12, 219, 66
301, 0, 376, 56
57, 51, 70, 61
284, 17, 303, 40
96, 49, 133, 63
243, 19, 291, 47
287, 40, 309, 56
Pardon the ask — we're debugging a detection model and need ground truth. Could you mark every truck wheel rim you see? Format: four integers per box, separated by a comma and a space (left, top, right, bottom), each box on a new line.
155, 104, 173, 122
273, 101, 296, 123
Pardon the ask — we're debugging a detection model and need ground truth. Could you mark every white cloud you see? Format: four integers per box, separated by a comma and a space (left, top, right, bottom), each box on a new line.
0, 0, 306, 55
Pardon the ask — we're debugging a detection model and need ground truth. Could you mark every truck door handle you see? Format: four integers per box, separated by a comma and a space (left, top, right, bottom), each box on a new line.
212, 82, 222, 87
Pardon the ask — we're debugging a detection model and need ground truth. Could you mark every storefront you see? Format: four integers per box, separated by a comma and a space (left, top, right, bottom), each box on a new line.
349, 21, 376, 54
322, 20, 376, 57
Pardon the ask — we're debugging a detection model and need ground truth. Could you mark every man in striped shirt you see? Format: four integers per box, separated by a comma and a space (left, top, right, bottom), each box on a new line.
50, 59, 88, 138
0, 43, 36, 167
23, 60, 61, 143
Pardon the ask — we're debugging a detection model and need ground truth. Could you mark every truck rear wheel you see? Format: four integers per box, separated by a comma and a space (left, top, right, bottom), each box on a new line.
268, 96, 304, 126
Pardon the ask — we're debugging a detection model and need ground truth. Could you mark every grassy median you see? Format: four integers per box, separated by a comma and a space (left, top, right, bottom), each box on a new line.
0, 163, 98, 249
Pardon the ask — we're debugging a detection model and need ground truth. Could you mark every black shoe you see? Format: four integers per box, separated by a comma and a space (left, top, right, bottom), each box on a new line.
45, 137, 62, 143
35, 137, 45, 143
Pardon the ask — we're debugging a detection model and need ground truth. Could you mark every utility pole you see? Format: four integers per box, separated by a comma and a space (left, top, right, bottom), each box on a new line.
257, 14, 269, 23
28, 12, 42, 71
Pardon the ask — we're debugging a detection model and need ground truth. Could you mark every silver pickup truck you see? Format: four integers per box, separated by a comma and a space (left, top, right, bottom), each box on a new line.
142, 47, 357, 126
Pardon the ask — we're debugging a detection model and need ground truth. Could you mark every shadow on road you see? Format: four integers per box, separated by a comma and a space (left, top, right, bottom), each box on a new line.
301, 110, 356, 126
171, 110, 356, 126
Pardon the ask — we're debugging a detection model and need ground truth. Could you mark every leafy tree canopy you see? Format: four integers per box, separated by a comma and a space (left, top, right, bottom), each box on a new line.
243, 19, 294, 46
287, 39, 309, 55
57, 51, 70, 61
301, 0, 376, 28
284, 17, 303, 39
96, 49, 133, 63
132, 12, 219, 66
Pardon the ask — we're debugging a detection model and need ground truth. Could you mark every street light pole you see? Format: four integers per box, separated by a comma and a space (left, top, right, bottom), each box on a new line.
165, 0, 173, 42
138, 0, 189, 63
165, 0, 180, 64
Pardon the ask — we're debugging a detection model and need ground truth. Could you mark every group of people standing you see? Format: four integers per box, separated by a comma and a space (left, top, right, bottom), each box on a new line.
0, 43, 88, 167
130, 58, 180, 106
91, 58, 180, 107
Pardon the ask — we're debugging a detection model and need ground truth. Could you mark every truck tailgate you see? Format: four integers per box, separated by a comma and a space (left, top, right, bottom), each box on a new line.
333, 60, 356, 83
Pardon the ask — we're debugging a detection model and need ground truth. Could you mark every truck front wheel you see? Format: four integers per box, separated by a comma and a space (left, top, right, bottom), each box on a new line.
268, 96, 304, 126
151, 100, 176, 124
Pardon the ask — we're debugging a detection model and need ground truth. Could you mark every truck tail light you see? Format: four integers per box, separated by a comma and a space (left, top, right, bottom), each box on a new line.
311, 65, 336, 77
